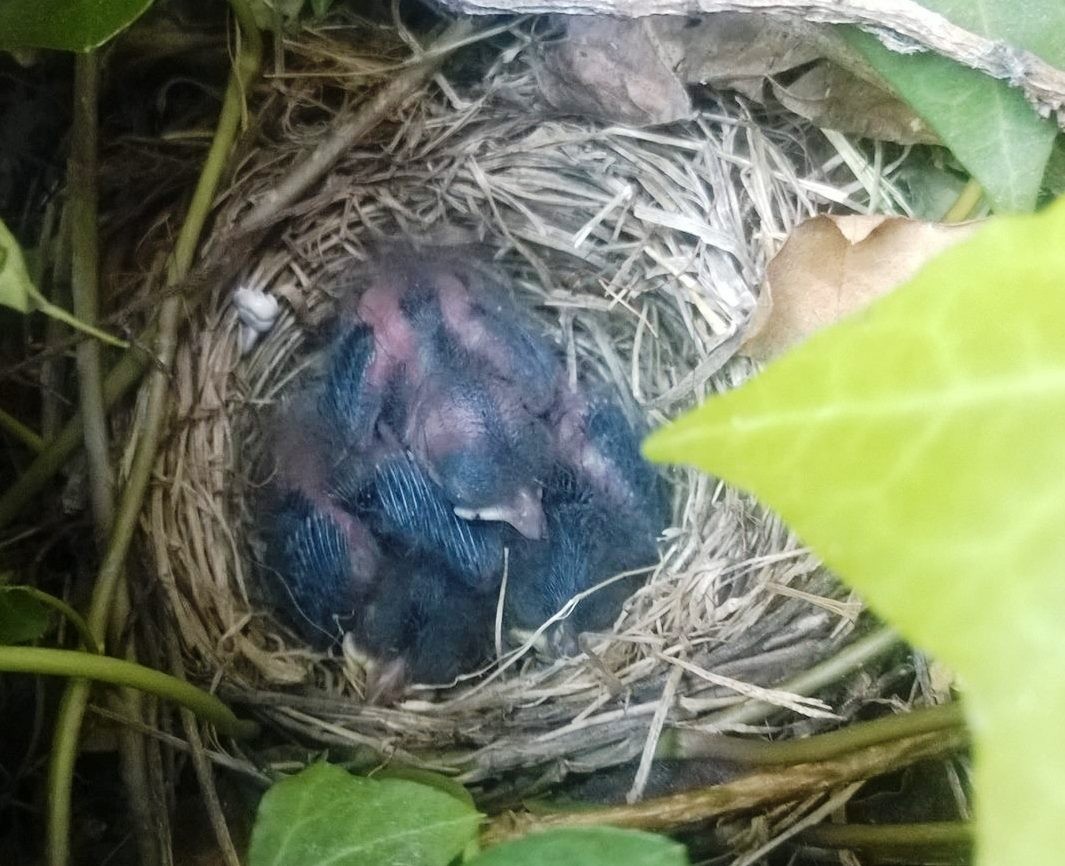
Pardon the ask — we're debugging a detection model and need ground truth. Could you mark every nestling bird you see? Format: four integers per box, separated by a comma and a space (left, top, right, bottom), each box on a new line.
504, 470, 656, 655
402, 360, 551, 540
505, 390, 667, 653
318, 323, 385, 449
426, 264, 561, 415
260, 247, 669, 690
552, 388, 668, 537
261, 395, 381, 647
329, 434, 505, 591
359, 555, 494, 698
332, 255, 557, 538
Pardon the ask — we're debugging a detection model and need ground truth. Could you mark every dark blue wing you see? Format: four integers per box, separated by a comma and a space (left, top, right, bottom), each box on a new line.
319, 324, 382, 444
265, 491, 361, 647
334, 451, 504, 590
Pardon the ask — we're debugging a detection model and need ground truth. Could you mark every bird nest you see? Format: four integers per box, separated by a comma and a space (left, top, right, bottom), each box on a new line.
141, 18, 895, 790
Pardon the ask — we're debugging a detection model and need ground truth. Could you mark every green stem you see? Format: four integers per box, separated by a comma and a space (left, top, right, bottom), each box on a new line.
697, 626, 901, 731
69, 49, 116, 540
944, 179, 983, 222
7, 586, 99, 655
0, 407, 44, 452
799, 821, 972, 853
0, 647, 257, 738
45, 7, 262, 866
483, 729, 967, 846
28, 288, 128, 349
669, 702, 965, 765
0, 339, 150, 529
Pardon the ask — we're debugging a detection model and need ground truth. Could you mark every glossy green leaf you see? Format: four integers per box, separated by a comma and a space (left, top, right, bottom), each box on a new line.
370, 767, 476, 809
645, 197, 1065, 865
0, 587, 51, 644
470, 828, 688, 866
843, 0, 1065, 213
248, 762, 481, 866
0, 218, 33, 313
0, 0, 155, 51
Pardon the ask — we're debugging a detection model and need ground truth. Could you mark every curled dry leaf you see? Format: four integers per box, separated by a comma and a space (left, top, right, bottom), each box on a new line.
772, 62, 939, 145
742, 215, 980, 361
535, 15, 692, 126
535, 12, 933, 140
654, 12, 823, 100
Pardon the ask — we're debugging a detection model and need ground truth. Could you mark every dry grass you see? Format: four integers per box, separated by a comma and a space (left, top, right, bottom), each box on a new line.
134, 15, 914, 797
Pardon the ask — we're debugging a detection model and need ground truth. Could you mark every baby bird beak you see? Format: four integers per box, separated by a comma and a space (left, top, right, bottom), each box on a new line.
453, 485, 546, 539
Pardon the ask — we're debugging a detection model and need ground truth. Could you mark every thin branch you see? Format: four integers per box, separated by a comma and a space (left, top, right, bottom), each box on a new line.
944, 179, 984, 222
481, 728, 967, 845
0, 407, 44, 453
168, 632, 243, 866
69, 50, 116, 541
28, 290, 129, 349
669, 701, 965, 765
799, 820, 973, 853
239, 16, 476, 232
7, 586, 100, 655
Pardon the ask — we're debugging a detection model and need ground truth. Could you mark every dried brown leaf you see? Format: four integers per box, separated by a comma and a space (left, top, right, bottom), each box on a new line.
535, 15, 692, 126
773, 62, 938, 145
742, 215, 979, 361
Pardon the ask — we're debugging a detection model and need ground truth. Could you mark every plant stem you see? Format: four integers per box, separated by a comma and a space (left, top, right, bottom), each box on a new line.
29, 289, 128, 349
481, 728, 967, 846
799, 821, 972, 853
0, 647, 257, 738
0, 342, 147, 530
8, 586, 100, 654
70, 51, 161, 865
0, 407, 44, 452
45, 6, 262, 866
944, 179, 983, 222
69, 50, 115, 543
670, 702, 964, 765
696, 626, 901, 731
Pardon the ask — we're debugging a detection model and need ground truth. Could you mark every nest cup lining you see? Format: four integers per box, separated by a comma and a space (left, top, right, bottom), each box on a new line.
147, 19, 874, 790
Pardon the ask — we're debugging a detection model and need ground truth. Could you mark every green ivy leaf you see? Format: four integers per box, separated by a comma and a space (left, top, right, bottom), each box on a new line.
469, 828, 688, 866
0, 587, 51, 644
370, 767, 477, 809
843, 0, 1065, 212
645, 197, 1065, 865
0, 0, 155, 51
248, 763, 481, 866
0, 218, 33, 313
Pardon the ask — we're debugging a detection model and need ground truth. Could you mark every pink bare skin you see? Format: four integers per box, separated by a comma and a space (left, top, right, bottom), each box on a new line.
269, 398, 381, 592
